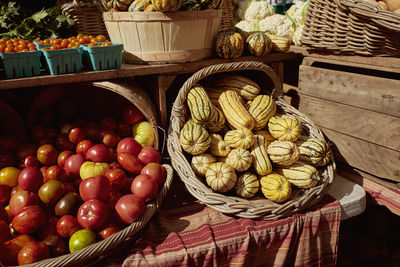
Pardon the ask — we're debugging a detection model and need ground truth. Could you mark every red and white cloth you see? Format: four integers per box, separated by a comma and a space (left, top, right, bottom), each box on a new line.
117, 179, 341, 267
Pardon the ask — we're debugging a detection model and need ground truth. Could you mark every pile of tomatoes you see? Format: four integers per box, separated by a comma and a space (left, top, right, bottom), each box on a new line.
0, 38, 38, 53
35, 34, 108, 51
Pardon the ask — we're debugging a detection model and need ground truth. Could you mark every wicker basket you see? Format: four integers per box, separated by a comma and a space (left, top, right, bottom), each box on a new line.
301, 0, 400, 56
23, 164, 173, 267
219, 0, 235, 31
167, 61, 335, 220
60, 0, 109, 37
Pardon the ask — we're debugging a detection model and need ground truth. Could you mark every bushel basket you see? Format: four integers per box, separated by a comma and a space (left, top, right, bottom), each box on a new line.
301, 0, 400, 56
167, 61, 335, 220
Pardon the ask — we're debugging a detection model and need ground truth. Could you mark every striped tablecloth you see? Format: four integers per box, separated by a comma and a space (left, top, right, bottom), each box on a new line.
106, 178, 342, 267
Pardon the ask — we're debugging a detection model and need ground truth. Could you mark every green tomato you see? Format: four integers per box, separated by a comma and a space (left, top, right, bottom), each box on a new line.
69, 229, 96, 253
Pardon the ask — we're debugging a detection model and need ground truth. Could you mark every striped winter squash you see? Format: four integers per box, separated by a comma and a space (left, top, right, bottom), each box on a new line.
260, 173, 291, 202
268, 115, 302, 142
235, 172, 259, 198
205, 162, 237, 193
267, 140, 299, 166
251, 134, 273, 176
225, 148, 252, 172
129, 0, 155, 11
187, 84, 213, 125
246, 32, 273, 57
191, 153, 216, 176
151, 0, 182, 11
215, 29, 245, 59
276, 162, 320, 189
298, 138, 332, 167
246, 94, 276, 130
179, 120, 211, 155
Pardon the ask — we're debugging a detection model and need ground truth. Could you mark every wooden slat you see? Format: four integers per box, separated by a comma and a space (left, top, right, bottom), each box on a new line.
298, 94, 400, 151
298, 65, 400, 117
321, 127, 400, 182
0, 53, 296, 90
290, 45, 400, 70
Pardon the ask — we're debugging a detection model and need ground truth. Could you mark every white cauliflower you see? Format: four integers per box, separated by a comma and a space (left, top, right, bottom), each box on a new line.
292, 24, 305, 45
286, 0, 309, 26
235, 20, 250, 32
259, 14, 295, 39
237, 0, 275, 22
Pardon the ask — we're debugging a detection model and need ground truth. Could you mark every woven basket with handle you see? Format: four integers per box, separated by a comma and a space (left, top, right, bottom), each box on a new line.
167, 61, 335, 220
60, 0, 109, 37
21, 164, 173, 267
301, 0, 400, 56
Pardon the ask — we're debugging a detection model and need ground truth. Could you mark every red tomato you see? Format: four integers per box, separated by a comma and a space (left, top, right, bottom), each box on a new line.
130, 174, 158, 202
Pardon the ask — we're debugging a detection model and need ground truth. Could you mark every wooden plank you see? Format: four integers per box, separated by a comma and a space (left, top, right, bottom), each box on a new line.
320, 127, 400, 182
298, 65, 400, 117
290, 45, 400, 70
0, 53, 296, 90
298, 94, 400, 151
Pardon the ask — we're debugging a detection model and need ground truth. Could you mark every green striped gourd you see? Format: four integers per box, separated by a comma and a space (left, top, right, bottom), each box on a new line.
179, 120, 211, 155
209, 75, 260, 101
246, 32, 273, 57
235, 172, 259, 198
129, 0, 155, 11
191, 153, 216, 176
254, 130, 276, 148
224, 128, 254, 150
187, 84, 213, 125
209, 134, 230, 157
251, 134, 273, 176
267, 140, 299, 166
260, 173, 291, 202
215, 29, 245, 59
181, 0, 201, 10
298, 138, 332, 167
225, 148, 252, 172
247, 94, 276, 130
268, 115, 302, 142
218, 90, 254, 130
205, 162, 237, 193
206, 105, 226, 133
151, 0, 182, 11
277, 162, 320, 189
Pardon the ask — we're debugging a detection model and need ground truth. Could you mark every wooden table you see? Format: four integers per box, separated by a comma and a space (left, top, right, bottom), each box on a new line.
0, 53, 297, 129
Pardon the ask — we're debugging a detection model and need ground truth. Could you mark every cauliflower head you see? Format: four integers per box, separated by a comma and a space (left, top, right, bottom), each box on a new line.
235, 19, 260, 32
292, 24, 305, 45
286, 1, 309, 26
259, 14, 295, 39
237, 0, 275, 22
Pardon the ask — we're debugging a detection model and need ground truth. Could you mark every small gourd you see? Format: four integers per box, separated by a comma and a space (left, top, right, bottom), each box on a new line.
225, 149, 252, 172
179, 120, 211, 155
205, 162, 237, 193
246, 94, 276, 130
267, 140, 299, 166
276, 162, 320, 188
298, 138, 332, 167
187, 84, 214, 125
246, 32, 273, 57
191, 153, 217, 177
260, 173, 291, 202
206, 105, 226, 133
209, 75, 260, 101
224, 128, 254, 150
254, 130, 275, 148
268, 115, 302, 142
235, 172, 259, 199
209, 134, 231, 157
128, 0, 155, 10
215, 29, 245, 59
251, 134, 273, 176
151, 0, 182, 11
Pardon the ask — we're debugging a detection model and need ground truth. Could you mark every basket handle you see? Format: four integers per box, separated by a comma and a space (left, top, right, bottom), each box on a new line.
335, 0, 400, 33
175, 61, 284, 106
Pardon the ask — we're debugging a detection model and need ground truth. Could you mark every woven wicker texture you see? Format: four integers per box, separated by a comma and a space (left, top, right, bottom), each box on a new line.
61, 0, 109, 37
167, 61, 335, 220
301, 0, 400, 56
22, 164, 173, 267
220, 0, 235, 31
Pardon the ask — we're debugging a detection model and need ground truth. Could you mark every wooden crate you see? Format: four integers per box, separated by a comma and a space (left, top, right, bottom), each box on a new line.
297, 56, 400, 183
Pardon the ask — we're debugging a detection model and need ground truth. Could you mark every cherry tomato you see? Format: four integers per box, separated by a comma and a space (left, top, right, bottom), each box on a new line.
0, 44, 6, 53
95, 35, 106, 43
0, 37, 8, 44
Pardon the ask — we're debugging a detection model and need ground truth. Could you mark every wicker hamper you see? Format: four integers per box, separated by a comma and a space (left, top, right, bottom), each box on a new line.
301, 0, 400, 56
167, 61, 335, 220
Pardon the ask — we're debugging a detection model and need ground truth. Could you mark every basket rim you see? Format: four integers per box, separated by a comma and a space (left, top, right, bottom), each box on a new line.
24, 164, 174, 267
167, 61, 336, 220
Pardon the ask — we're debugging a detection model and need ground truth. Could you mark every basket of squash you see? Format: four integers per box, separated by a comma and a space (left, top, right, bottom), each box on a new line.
167, 60, 335, 220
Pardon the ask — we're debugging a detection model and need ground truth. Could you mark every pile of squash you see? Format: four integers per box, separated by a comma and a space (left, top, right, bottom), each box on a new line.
102, 0, 222, 12
179, 75, 332, 203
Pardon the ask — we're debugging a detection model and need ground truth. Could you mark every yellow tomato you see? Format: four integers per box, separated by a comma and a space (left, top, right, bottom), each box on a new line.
5, 205, 11, 221
79, 161, 110, 180
132, 121, 154, 147
0, 167, 21, 187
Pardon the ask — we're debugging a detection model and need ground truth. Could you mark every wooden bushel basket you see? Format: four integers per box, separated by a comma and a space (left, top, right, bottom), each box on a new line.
167, 61, 336, 220
103, 10, 222, 64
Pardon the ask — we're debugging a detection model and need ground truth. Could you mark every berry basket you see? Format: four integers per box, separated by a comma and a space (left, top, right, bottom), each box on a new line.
167, 61, 335, 220
80, 43, 123, 71
42, 47, 83, 75
0, 51, 41, 79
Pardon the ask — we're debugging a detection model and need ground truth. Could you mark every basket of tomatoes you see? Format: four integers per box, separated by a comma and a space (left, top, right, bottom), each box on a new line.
0, 38, 41, 79
81, 41, 123, 71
